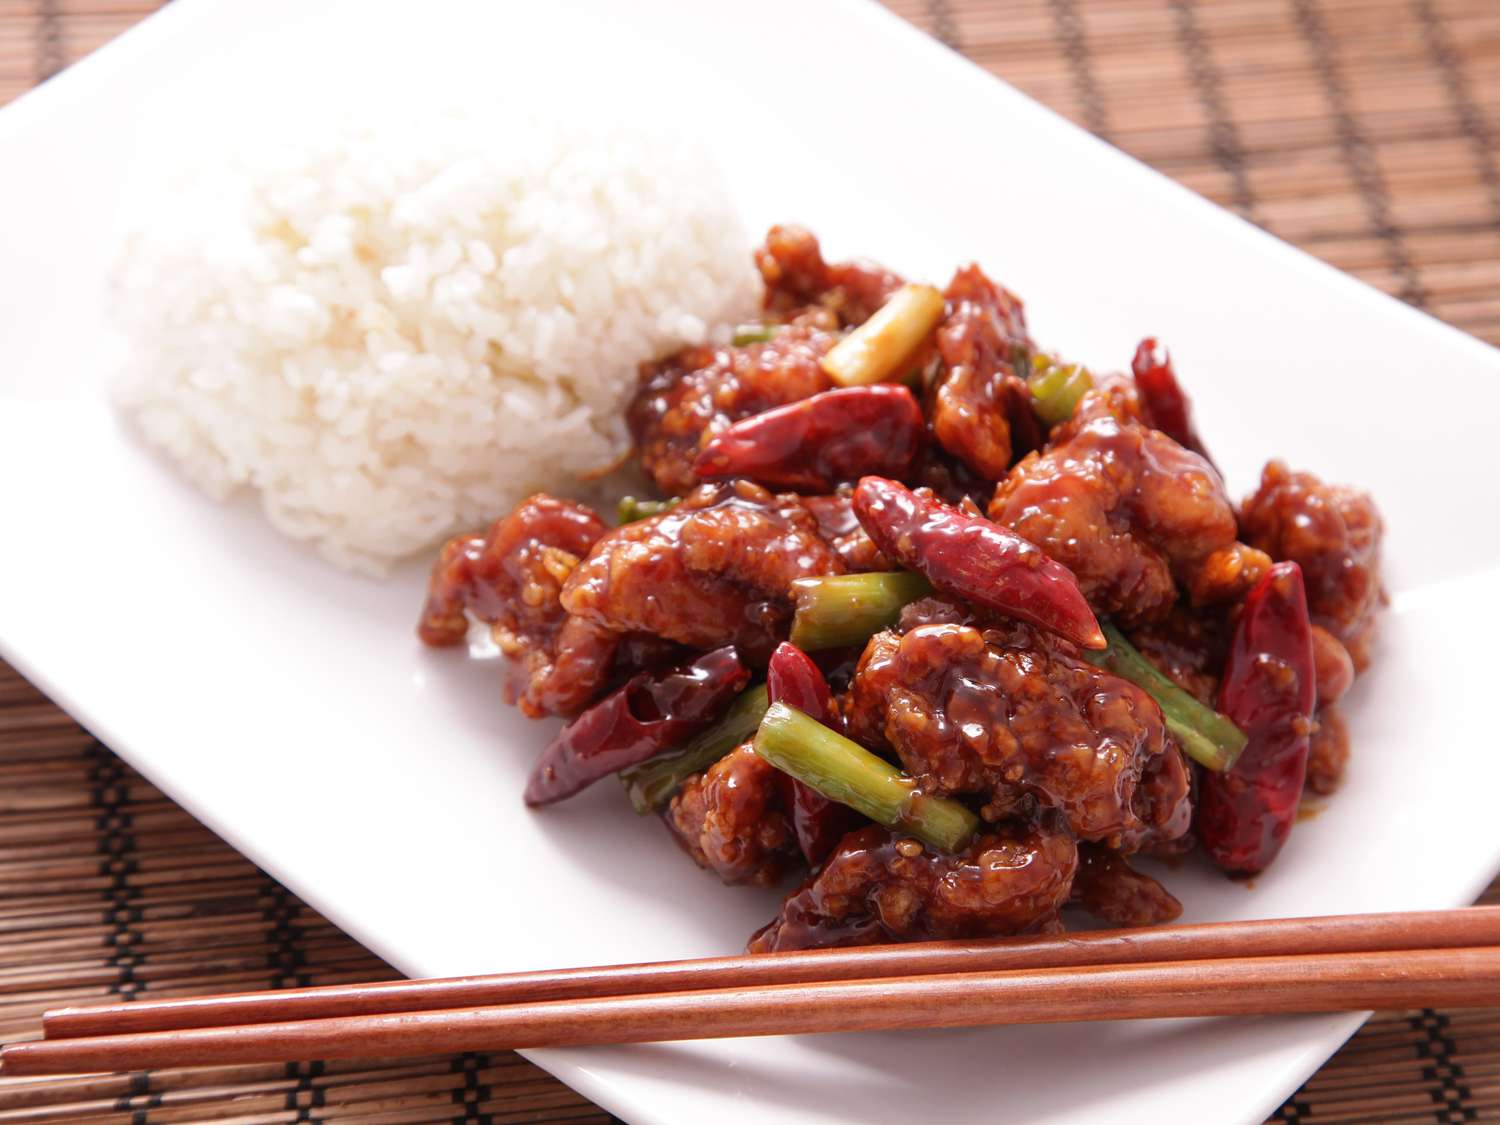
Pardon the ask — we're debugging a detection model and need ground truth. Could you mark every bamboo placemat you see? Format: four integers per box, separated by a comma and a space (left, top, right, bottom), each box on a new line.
0, 1, 1496, 1122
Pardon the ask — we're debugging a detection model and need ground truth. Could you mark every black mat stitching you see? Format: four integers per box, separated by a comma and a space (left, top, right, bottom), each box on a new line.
1046, 0, 1110, 139
34, 0, 64, 82
925, 0, 960, 51
1170, 0, 1263, 226
1290, 0, 1430, 309
1411, 0, 1500, 229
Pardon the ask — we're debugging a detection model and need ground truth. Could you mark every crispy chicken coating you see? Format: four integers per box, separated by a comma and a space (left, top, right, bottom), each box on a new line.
629, 227, 908, 497
1310, 624, 1355, 706
929, 265, 1037, 480
628, 318, 839, 496
1305, 706, 1351, 796
1127, 607, 1228, 707
989, 381, 1270, 626
417, 496, 618, 718
748, 821, 1078, 951
665, 744, 800, 887
802, 489, 893, 572
847, 603, 1191, 850
757, 224, 904, 327
1239, 461, 1384, 671
1070, 845, 1183, 927
561, 480, 845, 660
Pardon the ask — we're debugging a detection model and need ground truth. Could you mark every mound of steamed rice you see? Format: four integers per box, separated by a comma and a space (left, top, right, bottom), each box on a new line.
111, 111, 758, 575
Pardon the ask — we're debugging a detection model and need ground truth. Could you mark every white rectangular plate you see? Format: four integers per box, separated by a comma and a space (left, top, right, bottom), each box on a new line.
2, 2, 1498, 1122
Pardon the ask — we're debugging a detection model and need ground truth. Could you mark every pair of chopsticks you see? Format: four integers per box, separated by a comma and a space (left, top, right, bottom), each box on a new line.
5, 907, 1499, 1075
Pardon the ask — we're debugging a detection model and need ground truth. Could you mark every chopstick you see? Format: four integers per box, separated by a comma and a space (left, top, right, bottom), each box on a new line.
5, 907, 1498, 1076
41, 907, 1500, 1040
6, 945, 1500, 1075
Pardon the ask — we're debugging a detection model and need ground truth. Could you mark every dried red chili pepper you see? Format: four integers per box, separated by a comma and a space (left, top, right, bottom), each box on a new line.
851, 477, 1106, 650
692, 385, 924, 493
766, 642, 853, 865
1131, 338, 1215, 468
524, 647, 749, 806
1197, 562, 1317, 875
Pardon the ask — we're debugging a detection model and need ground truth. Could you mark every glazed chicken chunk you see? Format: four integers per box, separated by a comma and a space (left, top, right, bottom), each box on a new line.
417, 496, 619, 718
629, 226, 905, 497
1070, 844, 1183, 927
802, 489, 893, 572
749, 820, 1078, 952
628, 319, 838, 496
757, 223, 904, 327
847, 599, 1192, 851
665, 744, 800, 887
989, 381, 1270, 625
1239, 460, 1384, 671
560, 480, 845, 660
1126, 606, 1228, 707
929, 265, 1039, 480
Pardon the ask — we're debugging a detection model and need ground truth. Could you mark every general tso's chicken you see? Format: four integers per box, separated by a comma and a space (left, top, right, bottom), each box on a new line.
666, 744, 800, 887
748, 820, 1078, 952
929, 265, 1039, 480
757, 224, 904, 327
1239, 460, 1385, 671
417, 496, 619, 718
560, 480, 845, 661
1070, 844, 1183, 927
989, 382, 1270, 626
846, 600, 1192, 851
628, 319, 839, 496
416, 223, 1390, 949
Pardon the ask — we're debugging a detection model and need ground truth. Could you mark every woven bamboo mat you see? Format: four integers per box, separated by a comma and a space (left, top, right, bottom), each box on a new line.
0, 1, 1496, 1122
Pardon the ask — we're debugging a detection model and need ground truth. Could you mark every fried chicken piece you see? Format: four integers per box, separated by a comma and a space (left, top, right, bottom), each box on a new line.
666, 745, 799, 887
1239, 461, 1384, 671
629, 227, 911, 496
1070, 845, 1183, 927
1305, 706, 1351, 796
561, 480, 845, 660
628, 317, 839, 497
748, 821, 1078, 952
989, 381, 1270, 626
802, 489, 892, 572
846, 606, 1192, 850
1310, 624, 1355, 706
1127, 607, 1228, 707
417, 496, 618, 718
757, 224, 904, 327
907, 445, 996, 511
929, 265, 1039, 480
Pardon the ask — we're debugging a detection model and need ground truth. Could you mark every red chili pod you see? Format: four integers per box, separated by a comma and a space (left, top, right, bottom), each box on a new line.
524, 647, 749, 807
766, 642, 835, 723
851, 476, 1105, 650
1197, 562, 1317, 875
767, 642, 853, 865
1131, 338, 1215, 468
692, 385, 925, 493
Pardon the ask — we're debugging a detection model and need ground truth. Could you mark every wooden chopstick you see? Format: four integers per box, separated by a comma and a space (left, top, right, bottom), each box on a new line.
6, 944, 1500, 1075
41, 906, 1500, 1040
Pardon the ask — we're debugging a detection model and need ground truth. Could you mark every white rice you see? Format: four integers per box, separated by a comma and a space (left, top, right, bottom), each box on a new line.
110, 109, 758, 575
